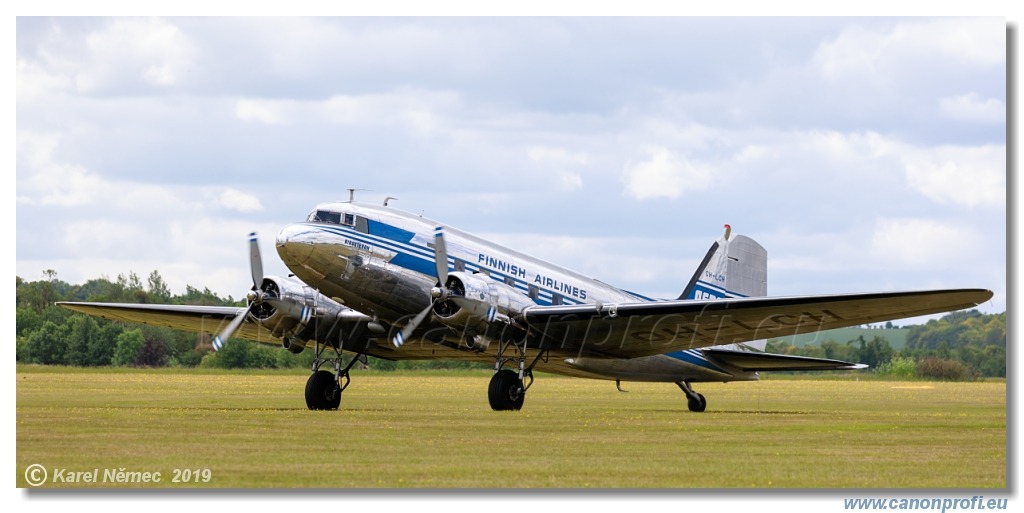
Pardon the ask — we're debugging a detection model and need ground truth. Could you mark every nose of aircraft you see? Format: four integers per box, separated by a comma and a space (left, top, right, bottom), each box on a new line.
276, 223, 317, 266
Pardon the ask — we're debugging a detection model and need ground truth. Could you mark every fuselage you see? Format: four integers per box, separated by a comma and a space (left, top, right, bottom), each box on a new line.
275, 201, 756, 383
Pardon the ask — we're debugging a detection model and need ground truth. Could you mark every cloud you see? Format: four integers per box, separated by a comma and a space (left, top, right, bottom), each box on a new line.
813, 18, 1003, 83
939, 93, 1005, 124
15, 18, 1006, 315
528, 146, 588, 192
622, 148, 711, 200
235, 99, 289, 125
210, 188, 264, 213
16, 58, 73, 103
902, 145, 1005, 208
17, 131, 104, 207
869, 218, 979, 268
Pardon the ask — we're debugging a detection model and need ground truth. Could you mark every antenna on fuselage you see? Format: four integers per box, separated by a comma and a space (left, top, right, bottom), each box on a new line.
346, 188, 369, 203
384, 196, 398, 207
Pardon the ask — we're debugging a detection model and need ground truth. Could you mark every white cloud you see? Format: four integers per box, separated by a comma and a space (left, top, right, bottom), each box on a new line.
622, 148, 711, 200
528, 146, 588, 192
939, 93, 1005, 124
813, 18, 1004, 83
212, 188, 264, 213
17, 131, 104, 207
77, 18, 195, 91
869, 218, 979, 268
16, 58, 72, 103
903, 145, 1005, 208
235, 99, 290, 125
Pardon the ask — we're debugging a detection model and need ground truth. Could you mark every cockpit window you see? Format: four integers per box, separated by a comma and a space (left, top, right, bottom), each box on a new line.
308, 210, 342, 224
307, 209, 357, 228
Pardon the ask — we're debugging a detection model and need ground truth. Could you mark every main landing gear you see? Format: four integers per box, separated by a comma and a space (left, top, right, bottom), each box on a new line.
676, 381, 707, 412
487, 337, 547, 411
304, 336, 365, 411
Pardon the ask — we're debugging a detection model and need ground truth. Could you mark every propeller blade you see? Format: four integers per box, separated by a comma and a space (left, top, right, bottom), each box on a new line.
391, 227, 454, 348
433, 226, 448, 285
392, 303, 432, 348
249, 232, 264, 288
212, 305, 252, 351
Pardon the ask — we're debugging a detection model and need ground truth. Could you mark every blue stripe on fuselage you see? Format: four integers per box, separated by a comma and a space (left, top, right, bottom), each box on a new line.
307, 222, 581, 306
666, 349, 724, 372
366, 219, 417, 243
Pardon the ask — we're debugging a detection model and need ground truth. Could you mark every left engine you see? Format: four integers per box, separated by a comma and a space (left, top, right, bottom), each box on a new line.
431, 272, 534, 345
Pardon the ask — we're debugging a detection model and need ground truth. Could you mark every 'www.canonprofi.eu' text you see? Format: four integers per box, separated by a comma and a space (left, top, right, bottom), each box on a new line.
845, 497, 1008, 512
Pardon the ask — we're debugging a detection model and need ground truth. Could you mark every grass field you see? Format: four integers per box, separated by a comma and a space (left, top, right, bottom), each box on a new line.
16, 366, 1006, 489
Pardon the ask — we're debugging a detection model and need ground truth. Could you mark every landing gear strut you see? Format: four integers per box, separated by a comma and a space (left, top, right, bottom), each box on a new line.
304, 335, 363, 411
676, 381, 707, 412
488, 337, 547, 411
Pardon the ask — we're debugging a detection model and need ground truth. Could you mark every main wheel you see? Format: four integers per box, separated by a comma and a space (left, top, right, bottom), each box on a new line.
305, 370, 341, 410
488, 369, 525, 411
687, 393, 707, 413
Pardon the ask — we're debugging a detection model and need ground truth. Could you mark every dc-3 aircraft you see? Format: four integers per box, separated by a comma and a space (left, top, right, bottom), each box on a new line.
60, 199, 992, 412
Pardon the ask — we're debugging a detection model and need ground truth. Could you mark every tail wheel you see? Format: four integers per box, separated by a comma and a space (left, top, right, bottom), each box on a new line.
488, 369, 525, 411
305, 370, 341, 410
687, 393, 707, 413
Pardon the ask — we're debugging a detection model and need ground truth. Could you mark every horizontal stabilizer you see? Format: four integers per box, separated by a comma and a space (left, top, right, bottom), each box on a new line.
703, 348, 867, 371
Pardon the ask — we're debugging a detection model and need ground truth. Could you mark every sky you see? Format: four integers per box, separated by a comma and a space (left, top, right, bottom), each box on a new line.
15, 16, 1008, 321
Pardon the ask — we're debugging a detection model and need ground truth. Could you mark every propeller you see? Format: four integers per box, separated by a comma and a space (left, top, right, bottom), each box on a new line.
212, 232, 265, 351
392, 226, 451, 347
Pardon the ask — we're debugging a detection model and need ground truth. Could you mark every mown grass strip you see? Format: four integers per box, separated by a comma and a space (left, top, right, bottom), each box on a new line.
16, 367, 1006, 488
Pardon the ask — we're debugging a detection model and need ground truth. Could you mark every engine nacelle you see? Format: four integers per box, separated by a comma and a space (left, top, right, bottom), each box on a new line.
249, 276, 345, 346
432, 272, 533, 336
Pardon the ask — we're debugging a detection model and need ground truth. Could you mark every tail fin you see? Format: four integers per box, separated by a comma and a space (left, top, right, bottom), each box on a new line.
679, 224, 768, 351
679, 225, 767, 301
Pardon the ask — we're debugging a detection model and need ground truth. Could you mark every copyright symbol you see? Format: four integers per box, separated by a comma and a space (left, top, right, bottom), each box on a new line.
25, 464, 47, 487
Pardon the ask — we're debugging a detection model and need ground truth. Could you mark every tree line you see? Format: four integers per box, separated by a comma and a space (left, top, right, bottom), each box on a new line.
17, 271, 1005, 379
15, 270, 483, 371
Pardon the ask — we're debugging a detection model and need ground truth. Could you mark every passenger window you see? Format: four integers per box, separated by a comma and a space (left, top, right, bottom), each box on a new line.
551, 294, 563, 306
528, 285, 539, 300
504, 277, 515, 287
454, 260, 466, 272
355, 216, 369, 234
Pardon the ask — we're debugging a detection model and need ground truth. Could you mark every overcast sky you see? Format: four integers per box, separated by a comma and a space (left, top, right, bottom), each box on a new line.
15, 17, 1007, 320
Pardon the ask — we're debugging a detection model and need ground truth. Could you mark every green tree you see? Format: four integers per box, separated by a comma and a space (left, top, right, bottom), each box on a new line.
112, 329, 146, 366
65, 314, 101, 366
849, 335, 894, 369
23, 321, 70, 365
147, 270, 171, 302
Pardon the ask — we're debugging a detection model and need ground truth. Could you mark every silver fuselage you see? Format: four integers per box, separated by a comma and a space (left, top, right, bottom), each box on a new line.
275, 202, 756, 383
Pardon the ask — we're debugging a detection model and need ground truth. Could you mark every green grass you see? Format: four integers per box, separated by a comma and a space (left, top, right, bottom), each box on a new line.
16, 366, 1006, 488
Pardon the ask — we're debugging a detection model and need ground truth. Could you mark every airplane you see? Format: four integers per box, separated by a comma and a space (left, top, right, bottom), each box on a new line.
59, 199, 993, 412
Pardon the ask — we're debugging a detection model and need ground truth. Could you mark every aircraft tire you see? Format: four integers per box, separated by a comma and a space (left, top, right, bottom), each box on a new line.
305, 370, 341, 410
488, 369, 525, 411
687, 393, 707, 413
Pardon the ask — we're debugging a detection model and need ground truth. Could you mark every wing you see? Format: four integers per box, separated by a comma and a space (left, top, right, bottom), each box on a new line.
57, 302, 277, 342
522, 288, 992, 358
